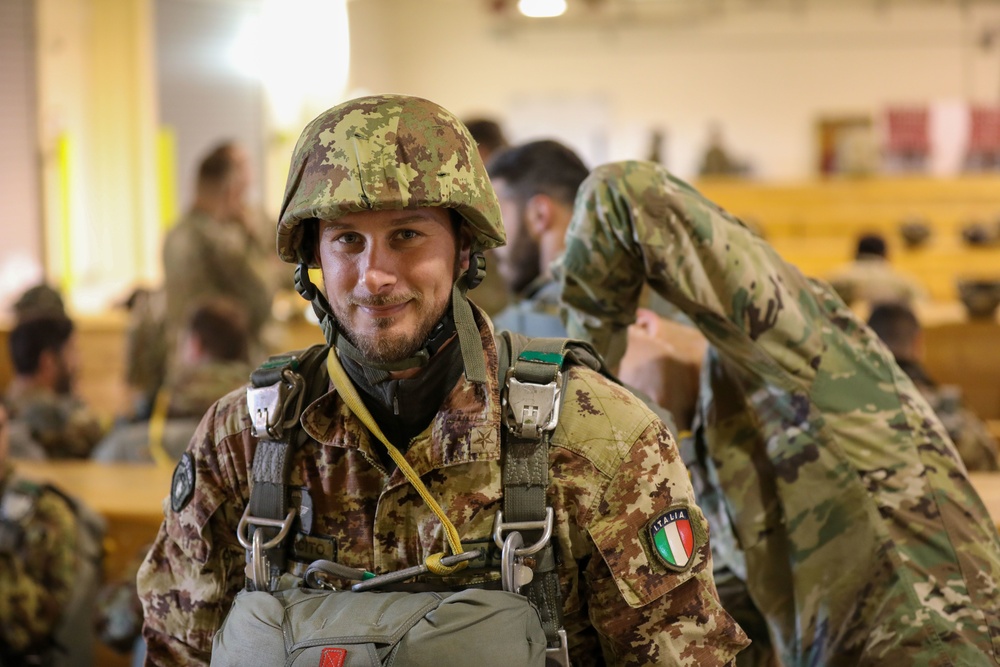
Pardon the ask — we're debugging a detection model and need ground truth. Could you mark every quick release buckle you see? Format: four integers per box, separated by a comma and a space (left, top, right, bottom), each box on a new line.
246, 369, 305, 440
502, 372, 562, 440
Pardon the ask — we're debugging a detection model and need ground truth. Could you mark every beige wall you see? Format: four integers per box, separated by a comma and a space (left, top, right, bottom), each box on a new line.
344, 1, 1000, 180
34, 0, 160, 313
17, 0, 1000, 312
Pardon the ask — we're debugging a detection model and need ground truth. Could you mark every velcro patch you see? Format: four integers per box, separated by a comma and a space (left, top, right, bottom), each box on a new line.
170, 452, 195, 513
646, 505, 701, 573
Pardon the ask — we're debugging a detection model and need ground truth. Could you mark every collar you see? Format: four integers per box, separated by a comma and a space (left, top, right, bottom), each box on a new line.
300, 303, 502, 479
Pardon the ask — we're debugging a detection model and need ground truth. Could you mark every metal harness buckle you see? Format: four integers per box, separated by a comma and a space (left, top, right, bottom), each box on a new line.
246, 369, 305, 440
502, 371, 562, 440
236, 505, 297, 591
492, 507, 554, 556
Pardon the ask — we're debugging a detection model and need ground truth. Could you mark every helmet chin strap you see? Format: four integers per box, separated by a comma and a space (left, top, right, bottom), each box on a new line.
294, 255, 488, 382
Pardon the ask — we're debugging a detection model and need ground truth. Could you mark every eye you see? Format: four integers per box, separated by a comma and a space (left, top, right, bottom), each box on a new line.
396, 229, 421, 241
335, 231, 363, 245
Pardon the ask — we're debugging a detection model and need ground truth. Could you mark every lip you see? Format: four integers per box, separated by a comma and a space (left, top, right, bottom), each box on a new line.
357, 302, 408, 317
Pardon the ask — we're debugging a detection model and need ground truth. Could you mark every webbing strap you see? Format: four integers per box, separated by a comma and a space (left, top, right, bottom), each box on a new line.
500, 333, 571, 647
244, 345, 328, 590
249, 439, 293, 579
326, 349, 468, 575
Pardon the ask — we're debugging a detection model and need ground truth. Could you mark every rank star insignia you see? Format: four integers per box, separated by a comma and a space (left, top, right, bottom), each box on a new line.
647, 506, 698, 572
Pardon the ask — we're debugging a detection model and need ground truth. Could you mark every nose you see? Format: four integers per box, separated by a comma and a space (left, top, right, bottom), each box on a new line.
361, 242, 397, 294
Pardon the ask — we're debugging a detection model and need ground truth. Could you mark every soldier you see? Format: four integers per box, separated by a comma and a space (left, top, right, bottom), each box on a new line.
867, 302, 999, 472
487, 139, 705, 433
137, 95, 748, 666
5, 314, 104, 459
162, 141, 274, 365
92, 298, 253, 465
0, 403, 103, 666
488, 139, 588, 337
556, 159, 1000, 666
825, 232, 927, 307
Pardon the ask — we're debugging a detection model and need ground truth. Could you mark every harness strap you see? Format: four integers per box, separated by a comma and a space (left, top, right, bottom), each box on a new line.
498, 332, 572, 650
243, 347, 327, 590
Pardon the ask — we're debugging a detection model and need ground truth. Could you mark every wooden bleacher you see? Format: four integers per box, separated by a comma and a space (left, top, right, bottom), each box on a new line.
696, 175, 1000, 420
697, 175, 1000, 302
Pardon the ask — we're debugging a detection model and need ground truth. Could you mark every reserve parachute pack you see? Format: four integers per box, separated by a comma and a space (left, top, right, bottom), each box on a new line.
0, 478, 106, 667
210, 333, 610, 667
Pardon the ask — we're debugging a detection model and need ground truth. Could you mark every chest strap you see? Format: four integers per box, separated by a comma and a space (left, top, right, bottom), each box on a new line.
240, 348, 323, 591
496, 332, 582, 667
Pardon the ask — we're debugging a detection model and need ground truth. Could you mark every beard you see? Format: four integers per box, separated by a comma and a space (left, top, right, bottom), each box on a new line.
337, 291, 451, 365
502, 227, 541, 296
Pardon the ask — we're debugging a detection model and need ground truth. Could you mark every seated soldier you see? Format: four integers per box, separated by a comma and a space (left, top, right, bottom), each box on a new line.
0, 402, 105, 666
5, 314, 104, 459
92, 298, 252, 465
826, 233, 927, 307
867, 303, 999, 471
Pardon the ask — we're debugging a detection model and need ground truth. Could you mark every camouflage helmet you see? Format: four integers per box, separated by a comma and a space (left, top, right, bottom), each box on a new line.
277, 94, 505, 266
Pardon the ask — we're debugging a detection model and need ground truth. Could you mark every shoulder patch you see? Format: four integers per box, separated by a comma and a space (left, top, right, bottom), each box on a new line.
646, 505, 703, 573
171, 452, 196, 513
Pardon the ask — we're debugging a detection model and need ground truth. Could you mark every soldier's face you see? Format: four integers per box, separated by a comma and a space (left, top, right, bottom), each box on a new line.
492, 179, 540, 295
317, 207, 468, 365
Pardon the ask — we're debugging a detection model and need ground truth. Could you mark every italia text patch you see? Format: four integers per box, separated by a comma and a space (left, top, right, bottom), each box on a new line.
647, 506, 699, 572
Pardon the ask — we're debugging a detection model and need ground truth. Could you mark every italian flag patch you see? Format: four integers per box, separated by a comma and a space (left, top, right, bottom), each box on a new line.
648, 506, 697, 572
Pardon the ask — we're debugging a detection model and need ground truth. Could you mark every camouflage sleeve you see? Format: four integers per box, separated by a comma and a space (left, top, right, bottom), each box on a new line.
137, 401, 249, 667
0, 490, 78, 652
585, 415, 748, 665
553, 367, 748, 665
557, 160, 821, 377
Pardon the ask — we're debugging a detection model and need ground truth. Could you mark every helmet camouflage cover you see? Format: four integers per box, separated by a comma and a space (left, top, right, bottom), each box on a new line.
277, 94, 505, 266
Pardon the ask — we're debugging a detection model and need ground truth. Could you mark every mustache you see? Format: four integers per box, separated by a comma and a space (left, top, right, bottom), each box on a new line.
348, 292, 420, 308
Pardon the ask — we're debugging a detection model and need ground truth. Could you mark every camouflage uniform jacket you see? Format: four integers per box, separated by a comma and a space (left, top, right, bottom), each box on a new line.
162, 210, 273, 343
137, 309, 748, 666
0, 464, 79, 656
558, 160, 1000, 667
5, 384, 104, 459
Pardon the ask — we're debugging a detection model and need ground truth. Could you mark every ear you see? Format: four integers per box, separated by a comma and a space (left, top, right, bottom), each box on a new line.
524, 194, 556, 238
458, 228, 473, 272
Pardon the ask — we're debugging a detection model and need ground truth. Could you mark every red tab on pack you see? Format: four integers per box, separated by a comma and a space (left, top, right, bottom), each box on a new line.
320, 647, 347, 667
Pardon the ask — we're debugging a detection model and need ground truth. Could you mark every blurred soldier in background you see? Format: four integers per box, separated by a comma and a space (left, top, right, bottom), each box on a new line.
92, 298, 252, 465
5, 314, 104, 459
162, 141, 275, 365
464, 117, 509, 166
826, 233, 927, 307
11, 283, 66, 321
867, 302, 999, 471
0, 402, 105, 666
488, 139, 588, 336
557, 159, 1000, 667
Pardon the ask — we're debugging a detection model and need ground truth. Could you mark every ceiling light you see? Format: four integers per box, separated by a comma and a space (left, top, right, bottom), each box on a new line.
518, 0, 567, 18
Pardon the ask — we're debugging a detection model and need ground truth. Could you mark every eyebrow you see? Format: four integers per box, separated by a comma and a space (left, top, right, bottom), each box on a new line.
323, 214, 438, 230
